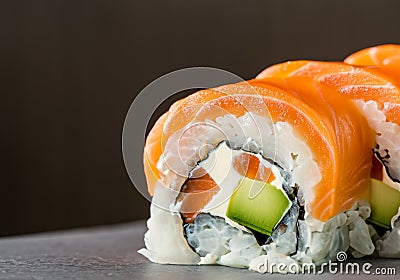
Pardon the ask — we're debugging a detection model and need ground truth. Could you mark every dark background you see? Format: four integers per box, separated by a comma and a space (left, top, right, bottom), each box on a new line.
1, 0, 400, 237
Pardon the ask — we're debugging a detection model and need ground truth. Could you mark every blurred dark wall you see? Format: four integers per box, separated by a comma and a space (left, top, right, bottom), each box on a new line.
1, 0, 400, 236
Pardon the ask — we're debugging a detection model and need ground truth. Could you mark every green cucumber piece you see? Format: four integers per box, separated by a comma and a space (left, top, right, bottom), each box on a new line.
368, 178, 400, 229
226, 177, 291, 235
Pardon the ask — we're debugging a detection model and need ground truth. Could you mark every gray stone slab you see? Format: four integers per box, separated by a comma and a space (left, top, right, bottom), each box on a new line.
0, 221, 398, 279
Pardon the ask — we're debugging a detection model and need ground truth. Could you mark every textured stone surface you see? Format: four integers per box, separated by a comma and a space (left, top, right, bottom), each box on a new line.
0, 221, 398, 279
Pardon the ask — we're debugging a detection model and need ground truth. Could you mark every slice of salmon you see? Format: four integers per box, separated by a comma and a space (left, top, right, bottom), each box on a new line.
344, 45, 400, 101
144, 80, 374, 222
256, 60, 400, 125
144, 112, 169, 196
344, 44, 400, 78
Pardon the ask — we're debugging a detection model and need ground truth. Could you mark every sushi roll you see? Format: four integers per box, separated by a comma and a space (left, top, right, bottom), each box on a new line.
345, 45, 400, 258
256, 50, 400, 258
138, 79, 376, 272
345, 44, 400, 185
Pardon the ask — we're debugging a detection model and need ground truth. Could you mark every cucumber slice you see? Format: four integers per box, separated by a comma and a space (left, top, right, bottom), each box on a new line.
368, 178, 400, 229
226, 177, 292, 235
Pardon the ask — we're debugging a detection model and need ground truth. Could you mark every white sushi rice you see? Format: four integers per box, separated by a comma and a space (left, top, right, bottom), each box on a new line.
185, 213, 263, 268
138, 184, 200, 264
374, 207, 400, 258
139, 112, 377, 271
354, 99, 400, 182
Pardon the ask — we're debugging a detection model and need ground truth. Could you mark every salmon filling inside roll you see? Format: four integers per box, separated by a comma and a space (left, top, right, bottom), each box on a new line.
178, 141, 292, 233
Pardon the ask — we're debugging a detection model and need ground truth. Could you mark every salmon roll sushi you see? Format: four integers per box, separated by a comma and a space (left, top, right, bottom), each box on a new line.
138, 79, 376, 272
257, 53, 400, 258
345, 45, 400, 257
